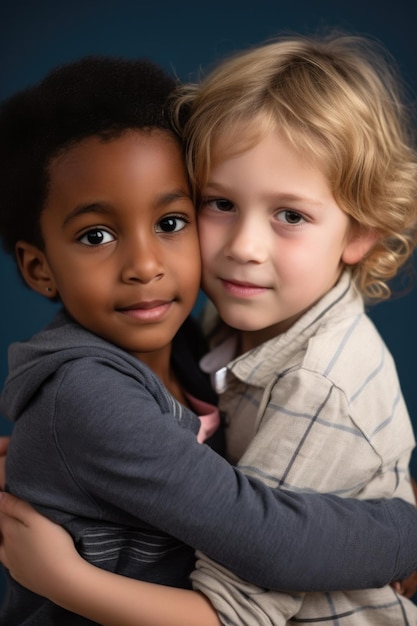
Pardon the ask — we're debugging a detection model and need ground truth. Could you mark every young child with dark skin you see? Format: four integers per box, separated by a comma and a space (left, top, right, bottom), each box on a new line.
1, 40, 417, 625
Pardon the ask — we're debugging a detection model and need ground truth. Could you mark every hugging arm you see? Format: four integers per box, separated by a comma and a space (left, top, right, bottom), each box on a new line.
4, 352, 417, 592
1, 491, 417, 626
2, 412, 417, 626
46, 362, 417, 592
0, 492, 220, 626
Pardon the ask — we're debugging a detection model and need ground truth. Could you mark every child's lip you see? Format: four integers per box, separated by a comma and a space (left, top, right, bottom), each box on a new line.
119, 300, 171, 311
117, 300, 173, 321
220, 278, 269, 296
221, 277, 268, 289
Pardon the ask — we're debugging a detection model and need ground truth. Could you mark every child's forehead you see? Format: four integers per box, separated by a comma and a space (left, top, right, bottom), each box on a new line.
209, 120, 327, 174
211, 115, 273, 153
51, 128, 177, 164
43, 129, 190, 215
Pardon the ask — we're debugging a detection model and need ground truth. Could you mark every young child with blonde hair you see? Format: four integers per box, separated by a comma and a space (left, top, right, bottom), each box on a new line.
1, 32, 417, 625
179, 32, 417, 624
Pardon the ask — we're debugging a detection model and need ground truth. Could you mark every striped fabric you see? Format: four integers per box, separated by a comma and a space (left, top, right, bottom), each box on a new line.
192, 270, 417, 625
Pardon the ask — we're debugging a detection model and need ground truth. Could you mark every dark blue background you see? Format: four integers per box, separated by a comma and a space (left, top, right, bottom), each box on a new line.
1, 0, 417, 604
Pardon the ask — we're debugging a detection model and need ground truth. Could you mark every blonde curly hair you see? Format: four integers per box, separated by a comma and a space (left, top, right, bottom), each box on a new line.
174, 32, 417, 301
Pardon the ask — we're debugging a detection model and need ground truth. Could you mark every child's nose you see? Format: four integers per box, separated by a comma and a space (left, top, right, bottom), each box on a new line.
120, 238, 164, 284
225, 218, 268, 264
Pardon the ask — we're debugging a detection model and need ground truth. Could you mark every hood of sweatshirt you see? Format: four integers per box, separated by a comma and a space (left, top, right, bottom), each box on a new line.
0, 309, 159, 423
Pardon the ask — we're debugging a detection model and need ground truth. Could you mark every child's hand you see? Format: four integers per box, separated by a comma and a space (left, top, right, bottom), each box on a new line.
391, 572, 417, 599
0, 492, 79, 600
0, 436, 10, 489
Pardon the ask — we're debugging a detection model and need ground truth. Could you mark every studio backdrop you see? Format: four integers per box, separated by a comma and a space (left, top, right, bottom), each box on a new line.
1, 0, 417, 603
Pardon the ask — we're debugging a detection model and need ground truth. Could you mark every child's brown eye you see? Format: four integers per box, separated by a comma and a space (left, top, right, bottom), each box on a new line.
215, 199, 233, 211
79, 228, 114, 245
159, 218, 177, 232
286, 211, 302, 224
156, 216, 187, 233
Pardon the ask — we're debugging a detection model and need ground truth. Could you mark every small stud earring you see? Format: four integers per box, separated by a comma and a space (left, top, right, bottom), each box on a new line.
46, 287, 52, 293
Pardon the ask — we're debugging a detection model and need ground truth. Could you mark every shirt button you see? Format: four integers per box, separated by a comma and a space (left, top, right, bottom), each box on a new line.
214, 367, 228, 393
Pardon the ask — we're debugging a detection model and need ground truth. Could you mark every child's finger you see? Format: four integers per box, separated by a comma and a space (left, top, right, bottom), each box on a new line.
391, 581, 404, 594
0, 491, 33, 524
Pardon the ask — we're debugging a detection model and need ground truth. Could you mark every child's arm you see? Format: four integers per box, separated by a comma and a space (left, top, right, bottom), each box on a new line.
0, 492, 221, 626
1, 492, 417, 626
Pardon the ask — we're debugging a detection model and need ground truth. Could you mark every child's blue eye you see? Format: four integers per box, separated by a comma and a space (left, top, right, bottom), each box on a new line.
79, 229, 115, 246
156, 216, 187, 233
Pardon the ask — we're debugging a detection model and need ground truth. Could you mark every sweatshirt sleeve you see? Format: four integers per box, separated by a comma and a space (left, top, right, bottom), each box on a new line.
26, 358, 417, 591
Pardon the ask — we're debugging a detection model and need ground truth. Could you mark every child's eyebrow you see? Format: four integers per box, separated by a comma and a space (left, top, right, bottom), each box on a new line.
63, 203, 111, 226
204, 182, 326, 208
63, 190, 193, 226
155, 189, 192, 207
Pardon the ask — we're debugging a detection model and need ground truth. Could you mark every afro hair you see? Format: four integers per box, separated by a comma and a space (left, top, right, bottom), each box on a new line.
0, 56, 180, 255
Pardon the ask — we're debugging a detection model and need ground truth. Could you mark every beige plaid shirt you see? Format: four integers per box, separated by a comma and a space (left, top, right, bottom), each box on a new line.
191, 270, 417, 625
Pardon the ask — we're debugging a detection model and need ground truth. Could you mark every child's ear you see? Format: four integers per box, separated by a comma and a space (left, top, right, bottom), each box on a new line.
15, 241, 57, 299
342, 227, 378, 266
